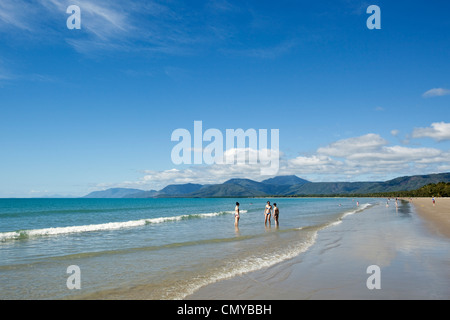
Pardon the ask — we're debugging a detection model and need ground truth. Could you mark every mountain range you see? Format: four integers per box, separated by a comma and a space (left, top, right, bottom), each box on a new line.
83, 172, 450, 198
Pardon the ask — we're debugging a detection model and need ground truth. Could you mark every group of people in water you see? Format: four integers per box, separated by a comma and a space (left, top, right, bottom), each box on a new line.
234, 201, 279, 228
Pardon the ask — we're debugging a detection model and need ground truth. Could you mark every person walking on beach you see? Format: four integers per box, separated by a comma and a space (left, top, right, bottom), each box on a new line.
235, 202, 240, 227
432, 196, 436, 207
273, 203, 279, 226
264, 201, 272, 225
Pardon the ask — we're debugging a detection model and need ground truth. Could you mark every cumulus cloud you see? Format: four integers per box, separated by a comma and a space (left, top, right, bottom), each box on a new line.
422, 88, 450, 98
412, 122, 450, 141
140, 164, 263, 189
100, 130, 450, 190
98, 147, 282, 190
282, 134, 449, 181
286, 155, 343, 174
317, 133, 388, 158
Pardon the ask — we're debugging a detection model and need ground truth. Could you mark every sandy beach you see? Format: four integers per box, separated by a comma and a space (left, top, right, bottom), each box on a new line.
409, 197, 450, 239
187, 199, 450, 300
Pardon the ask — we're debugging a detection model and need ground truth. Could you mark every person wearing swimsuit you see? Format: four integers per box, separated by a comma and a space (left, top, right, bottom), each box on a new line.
235, 202, 240, 227
273, 203, 279, 226
264, 201, 272, 225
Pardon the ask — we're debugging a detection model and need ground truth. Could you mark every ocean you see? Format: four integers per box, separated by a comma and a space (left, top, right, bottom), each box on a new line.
0, 197, 375, 299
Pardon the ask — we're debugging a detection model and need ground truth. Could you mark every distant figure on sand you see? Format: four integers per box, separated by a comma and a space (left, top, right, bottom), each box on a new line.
273, 203, 279, 226
432, 196, 436, 207
234, 202, 240, 227
264, 201, 272, 225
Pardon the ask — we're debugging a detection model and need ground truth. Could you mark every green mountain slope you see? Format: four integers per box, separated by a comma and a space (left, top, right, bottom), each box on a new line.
82, 173, 450, 198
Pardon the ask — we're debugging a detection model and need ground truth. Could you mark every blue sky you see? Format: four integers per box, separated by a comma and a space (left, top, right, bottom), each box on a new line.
0, 0, 449, 197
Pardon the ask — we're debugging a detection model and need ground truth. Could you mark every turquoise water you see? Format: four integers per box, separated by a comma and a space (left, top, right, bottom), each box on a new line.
0, 197, 376, 299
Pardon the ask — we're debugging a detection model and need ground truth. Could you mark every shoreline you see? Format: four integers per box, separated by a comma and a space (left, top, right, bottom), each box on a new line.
186, 200, 450, 300
407, 197, 450, 239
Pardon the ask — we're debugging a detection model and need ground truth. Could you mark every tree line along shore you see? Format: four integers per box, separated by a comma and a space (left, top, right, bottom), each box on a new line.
262, 182, 450, 199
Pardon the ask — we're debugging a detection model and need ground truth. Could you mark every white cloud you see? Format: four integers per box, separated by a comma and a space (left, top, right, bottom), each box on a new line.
390, 129, 399, 137
283, 135, 449, 181
43, 0, 136, 51
1, 0, 301, 58
0, 0, 36, 31
101, 131, 450, 190
0, 0, 199, 54
317, 133, 388, 157
286, 155, 343, 174
45, 0, 239, 55
412, 122, 450, 141
106, 147, 282, 190
345, 145, 443, 166
422, 88, 450, 98
135, 163, 265, 190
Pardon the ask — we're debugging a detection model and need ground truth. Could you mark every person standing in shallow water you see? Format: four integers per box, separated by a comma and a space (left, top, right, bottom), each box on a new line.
273, 203, 279, 226
264, 201, 272, 225
234, 202, 240, 227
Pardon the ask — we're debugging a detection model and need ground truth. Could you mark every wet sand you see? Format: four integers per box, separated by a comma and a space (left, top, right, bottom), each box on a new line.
186, 201, 450, 300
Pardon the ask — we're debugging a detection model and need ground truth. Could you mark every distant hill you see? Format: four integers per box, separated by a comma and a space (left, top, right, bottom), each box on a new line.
82, 173, 450, 198
286, 181, 380, 195
159, 183, 204, 195
188, 179, 268, 198
188, 182, 267, 198
189, 176, 311, 197
262, 175, 310, 186
83, 188, 147, 198
287, 173, 450, 195
378, 173, 450, 191
126, 190, 159, 198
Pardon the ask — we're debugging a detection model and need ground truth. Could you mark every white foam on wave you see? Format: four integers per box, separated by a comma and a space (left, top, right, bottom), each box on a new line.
328, 220, 342, 227
0, 210, 246, 242
171, 230, 319, 300
171, 203, 374, 299
342, 203, 371, 218
295, 203, 372, 232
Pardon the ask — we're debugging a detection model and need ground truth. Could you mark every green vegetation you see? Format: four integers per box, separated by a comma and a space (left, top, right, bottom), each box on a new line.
286, 182, 450, 198
372, 182, 450, 198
